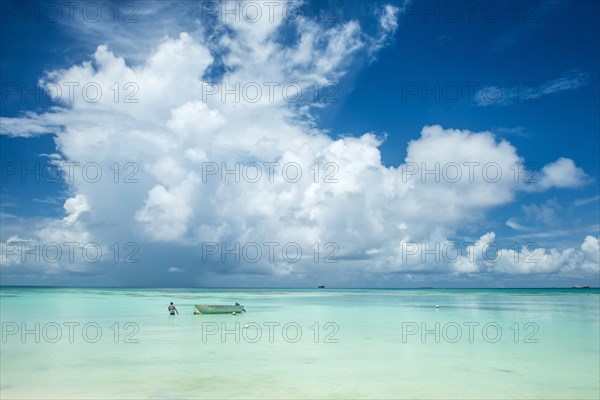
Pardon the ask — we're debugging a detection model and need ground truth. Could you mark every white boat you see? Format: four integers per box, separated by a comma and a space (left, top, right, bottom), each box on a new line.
195, 304, 245, 314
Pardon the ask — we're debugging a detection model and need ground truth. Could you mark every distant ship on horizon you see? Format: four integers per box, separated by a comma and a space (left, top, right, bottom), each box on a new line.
318, 284, 325, 288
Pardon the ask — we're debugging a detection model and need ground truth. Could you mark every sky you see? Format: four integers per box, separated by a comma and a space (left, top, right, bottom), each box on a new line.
0, 0, 599, 288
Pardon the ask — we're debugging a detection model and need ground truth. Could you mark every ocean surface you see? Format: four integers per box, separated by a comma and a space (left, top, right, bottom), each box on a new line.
0, 287, 599, 399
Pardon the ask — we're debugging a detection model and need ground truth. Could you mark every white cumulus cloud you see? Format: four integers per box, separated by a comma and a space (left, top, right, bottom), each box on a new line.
0, 2, 596, 285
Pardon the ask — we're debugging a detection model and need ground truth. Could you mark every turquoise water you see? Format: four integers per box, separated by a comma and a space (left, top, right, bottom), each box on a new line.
1, 287, 599, 399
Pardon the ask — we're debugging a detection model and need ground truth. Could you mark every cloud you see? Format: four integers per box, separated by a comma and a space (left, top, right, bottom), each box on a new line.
491, 235, 600, 275
491, 126, 528, 137
394, 232, 600, 276
63, 194, 90, 225
0, 2, 596, 284
522, 200, 560, 227
581, 235, 599, 264
0, 111, 63, 138
505, 197, 595, 241
574, 195, 600, 207
368, 4, 401, 59
541, 70, 589, 95
534, 157, 589, 190
506, 218, 528, 231
474, 70, 589, 107
380, 4, 400, 32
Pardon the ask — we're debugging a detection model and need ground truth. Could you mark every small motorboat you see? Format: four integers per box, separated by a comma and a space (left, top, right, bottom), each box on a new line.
318, 285, 325, 288
195, 304, 245, 314
572, 285, 590, 289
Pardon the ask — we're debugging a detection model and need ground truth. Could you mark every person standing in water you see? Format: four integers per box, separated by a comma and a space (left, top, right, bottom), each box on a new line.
168, 302, 179, 316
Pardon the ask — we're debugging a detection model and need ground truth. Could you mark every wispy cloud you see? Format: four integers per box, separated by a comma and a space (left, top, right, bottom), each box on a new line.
541, 70, 589, 95
475, 70, 589, 107
506, 218, 528, 231
506, 225, 600, 241
574, 195, 600, 207
0, 111, 62, 138
32, 197, 65, 206
368, 2, 406, 60
492, 126, 529, 137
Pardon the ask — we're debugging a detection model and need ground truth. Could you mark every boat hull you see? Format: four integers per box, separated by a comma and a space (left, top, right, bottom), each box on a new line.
195, 304, 245, 314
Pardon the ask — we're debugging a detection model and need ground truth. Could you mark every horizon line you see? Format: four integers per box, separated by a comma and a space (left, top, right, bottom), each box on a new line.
1, 285, 598, 290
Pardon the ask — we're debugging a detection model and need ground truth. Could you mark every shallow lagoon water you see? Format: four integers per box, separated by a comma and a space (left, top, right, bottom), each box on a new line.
1, 288, 598, 399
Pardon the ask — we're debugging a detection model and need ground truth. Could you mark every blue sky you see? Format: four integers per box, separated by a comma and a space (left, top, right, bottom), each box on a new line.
1, 0, 598, 287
